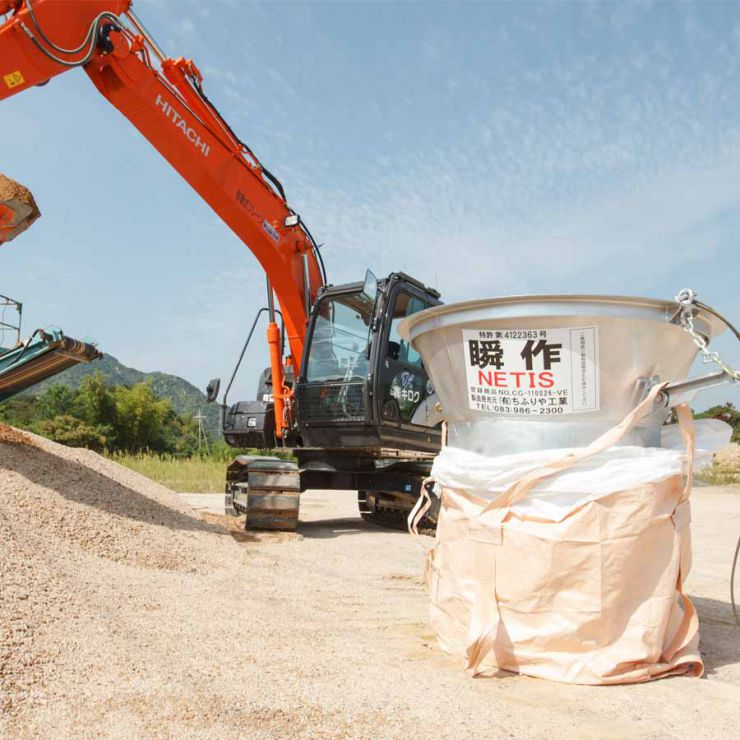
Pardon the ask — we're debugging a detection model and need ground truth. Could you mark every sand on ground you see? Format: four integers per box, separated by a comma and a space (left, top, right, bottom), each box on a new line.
1, 425, 739, 738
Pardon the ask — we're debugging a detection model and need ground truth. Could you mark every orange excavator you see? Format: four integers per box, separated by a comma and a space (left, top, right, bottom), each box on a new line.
0, 0, 442, 531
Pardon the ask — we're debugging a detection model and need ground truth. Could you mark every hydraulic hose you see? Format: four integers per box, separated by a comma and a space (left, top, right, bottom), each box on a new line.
20, 12, 122, 68
24, 0, 101, 55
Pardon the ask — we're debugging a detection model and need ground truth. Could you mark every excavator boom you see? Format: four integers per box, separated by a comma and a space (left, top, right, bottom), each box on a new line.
0, 0, 325, 435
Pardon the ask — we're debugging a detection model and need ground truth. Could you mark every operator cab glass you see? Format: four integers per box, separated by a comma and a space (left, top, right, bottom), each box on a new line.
297, 272, 442, 453
386, 292, 425, 367
306, 291, 373, 383
378, 289, 436, 426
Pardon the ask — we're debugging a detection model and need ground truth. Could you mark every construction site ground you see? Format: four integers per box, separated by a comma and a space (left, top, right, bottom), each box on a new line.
1, 426, 739, 739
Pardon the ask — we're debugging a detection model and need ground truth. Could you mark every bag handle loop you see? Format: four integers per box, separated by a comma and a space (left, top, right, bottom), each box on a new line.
480, 381, 669, 514
408, 478, 436, 552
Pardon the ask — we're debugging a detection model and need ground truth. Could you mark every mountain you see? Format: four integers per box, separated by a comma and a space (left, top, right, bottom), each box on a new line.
23, 353, 221, 431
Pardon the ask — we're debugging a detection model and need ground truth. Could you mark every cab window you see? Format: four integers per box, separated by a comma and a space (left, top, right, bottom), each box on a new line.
387, 292, 426, 367
306, 292, 373, 382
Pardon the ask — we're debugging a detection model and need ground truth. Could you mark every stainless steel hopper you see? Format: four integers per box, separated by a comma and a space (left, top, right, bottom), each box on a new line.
400, 294, 731, 455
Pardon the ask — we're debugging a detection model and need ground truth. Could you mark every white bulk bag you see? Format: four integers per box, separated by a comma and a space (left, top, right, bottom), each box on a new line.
410, 385, 705, 684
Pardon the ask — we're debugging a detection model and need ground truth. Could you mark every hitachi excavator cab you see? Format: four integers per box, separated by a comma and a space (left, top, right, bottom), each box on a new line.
220, 271, 443, 532
220, 271, 442, 454
296, 271, 442, 453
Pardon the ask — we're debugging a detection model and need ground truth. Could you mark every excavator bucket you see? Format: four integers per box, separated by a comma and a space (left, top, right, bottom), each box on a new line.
0, 174, 41, 244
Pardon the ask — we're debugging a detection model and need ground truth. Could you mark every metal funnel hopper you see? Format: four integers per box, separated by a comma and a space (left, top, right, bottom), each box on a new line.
399, 294, 727, 456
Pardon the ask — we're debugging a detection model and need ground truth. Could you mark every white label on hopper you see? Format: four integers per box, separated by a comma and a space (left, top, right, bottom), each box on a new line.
462, 326, 599, 416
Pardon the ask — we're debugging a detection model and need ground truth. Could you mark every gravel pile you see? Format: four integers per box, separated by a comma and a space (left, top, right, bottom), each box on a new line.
0, 425, 234, 730
0, 425, 219, 572
1, 423, 738, 738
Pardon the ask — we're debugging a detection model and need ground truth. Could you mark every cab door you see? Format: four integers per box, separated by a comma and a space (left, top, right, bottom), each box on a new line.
375, 283, 439, 435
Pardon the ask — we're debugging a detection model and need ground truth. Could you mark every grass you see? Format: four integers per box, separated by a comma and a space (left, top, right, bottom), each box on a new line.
109, 443, 739, 493
109, 452, 228, 493
695, 463, 739, 486
695, 443, 740, 486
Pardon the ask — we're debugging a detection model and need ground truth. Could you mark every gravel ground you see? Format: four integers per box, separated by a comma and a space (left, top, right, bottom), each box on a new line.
1, 424, 739, 738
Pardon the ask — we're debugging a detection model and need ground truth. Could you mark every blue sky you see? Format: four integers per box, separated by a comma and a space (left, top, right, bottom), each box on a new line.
1, 0, 738, 410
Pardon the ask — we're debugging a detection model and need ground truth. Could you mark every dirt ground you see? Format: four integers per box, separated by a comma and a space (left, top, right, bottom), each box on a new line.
1, 427, 739, 738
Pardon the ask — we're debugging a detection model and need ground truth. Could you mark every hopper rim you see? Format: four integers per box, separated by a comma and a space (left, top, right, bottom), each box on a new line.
398, 293, 726, 344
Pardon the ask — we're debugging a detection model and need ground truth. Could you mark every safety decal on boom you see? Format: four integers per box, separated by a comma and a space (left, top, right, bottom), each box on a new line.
462, 327, 599, 415
3, 70, 24, 89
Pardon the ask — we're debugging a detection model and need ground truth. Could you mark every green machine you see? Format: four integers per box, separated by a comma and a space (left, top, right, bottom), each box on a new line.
0, 294, 101, 402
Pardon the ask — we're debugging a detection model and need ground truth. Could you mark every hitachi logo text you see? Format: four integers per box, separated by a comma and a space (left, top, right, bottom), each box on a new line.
155, 94, 210, 157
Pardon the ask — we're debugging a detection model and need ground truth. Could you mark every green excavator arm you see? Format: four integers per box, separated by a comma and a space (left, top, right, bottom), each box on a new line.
0, 328, 102, 402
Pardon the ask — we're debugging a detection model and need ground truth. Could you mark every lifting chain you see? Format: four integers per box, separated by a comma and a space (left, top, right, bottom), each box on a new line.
674, 289, 739, 628
674, 288, 740, 383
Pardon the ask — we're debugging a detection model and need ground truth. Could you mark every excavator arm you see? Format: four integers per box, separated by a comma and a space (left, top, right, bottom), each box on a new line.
0, 0, 325, 436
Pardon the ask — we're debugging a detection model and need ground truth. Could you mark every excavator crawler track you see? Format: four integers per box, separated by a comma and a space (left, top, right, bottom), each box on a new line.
358, 491, 438, 536
226, 457, 301, 531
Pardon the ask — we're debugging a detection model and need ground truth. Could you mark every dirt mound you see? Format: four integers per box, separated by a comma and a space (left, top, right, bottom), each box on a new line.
0, 428, 234, 723
0, 423, 34, 446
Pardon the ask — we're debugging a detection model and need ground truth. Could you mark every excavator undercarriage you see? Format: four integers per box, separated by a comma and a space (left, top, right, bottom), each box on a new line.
216, 272, 444, 533
225, 451, 440, 534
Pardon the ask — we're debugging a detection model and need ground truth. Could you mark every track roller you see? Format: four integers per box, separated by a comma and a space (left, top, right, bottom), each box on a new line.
230, 458, 301, 531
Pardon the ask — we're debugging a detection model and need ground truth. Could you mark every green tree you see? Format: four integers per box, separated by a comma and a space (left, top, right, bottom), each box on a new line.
35, 415, 109, 451
0, 396, 37, 428
75, 372, 117, 428
167, 414, 200, 457
3, 375, 235, 458
113, 382, 172, 452
35, 384, 78, 420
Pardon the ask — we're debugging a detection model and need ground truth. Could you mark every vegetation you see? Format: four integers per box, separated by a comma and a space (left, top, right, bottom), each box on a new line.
0, 372, 203, 455
110, 440, 293, 493
2, 373, 736, 492
1, 371, 292, 491
22, 352, 220, 431
109, 452, 229, 493
695, 460, 739, 486
694, 434, 740, 486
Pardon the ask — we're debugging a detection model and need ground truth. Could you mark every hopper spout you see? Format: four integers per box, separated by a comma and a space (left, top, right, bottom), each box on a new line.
0, 174, 41, 244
